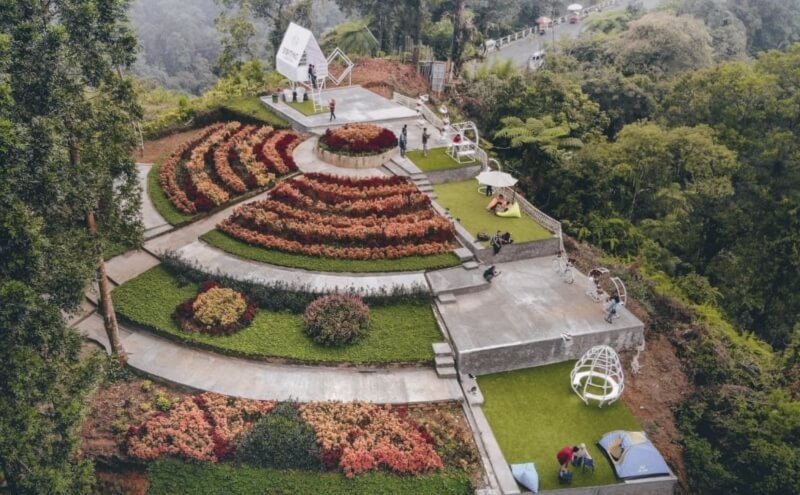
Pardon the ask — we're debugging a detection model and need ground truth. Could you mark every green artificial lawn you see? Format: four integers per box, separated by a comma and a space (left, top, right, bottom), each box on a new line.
407, 147, 473, 172
222, 96, 291, 127
201, 230, 461, 273
147, 159, 198, 226
479, 362, 641, 491
148, 458, 472, 495
433, 180, 552, 245
288, 98, 327, 115
112, 266, 442, 365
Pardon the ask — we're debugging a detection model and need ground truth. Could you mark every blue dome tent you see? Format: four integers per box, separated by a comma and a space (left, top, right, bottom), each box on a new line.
598, 431, 671, 480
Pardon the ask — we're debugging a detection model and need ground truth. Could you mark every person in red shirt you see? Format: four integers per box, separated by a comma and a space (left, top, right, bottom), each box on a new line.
557, 445, 580, 473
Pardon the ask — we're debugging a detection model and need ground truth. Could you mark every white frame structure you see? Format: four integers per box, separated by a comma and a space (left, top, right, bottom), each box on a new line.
446, 121, 480, 164
570, 345, 625, 408
276, 23, 330, 112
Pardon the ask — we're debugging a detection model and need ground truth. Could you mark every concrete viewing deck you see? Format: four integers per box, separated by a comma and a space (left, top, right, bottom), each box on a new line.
437, 256, 645, 375
262, 85, 417, 134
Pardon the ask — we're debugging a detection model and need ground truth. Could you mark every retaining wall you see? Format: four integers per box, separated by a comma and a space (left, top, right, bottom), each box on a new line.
456, 324, 644, 376
315, 146, 398, 169
426, 164, 482, 184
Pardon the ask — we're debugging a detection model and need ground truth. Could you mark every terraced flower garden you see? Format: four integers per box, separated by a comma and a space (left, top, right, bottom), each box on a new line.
113, 265, 443, 364
204, 173, 461, 272
150, 121, 302, 225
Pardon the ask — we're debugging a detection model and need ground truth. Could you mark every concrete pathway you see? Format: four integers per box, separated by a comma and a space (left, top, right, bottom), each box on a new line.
293, 137, 387, 177
75, 313, 461, 404
175, 240, 430, 294
136, 164, 172, 239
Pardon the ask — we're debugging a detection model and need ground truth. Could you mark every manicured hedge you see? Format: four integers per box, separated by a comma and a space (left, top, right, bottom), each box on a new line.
200, 230, 462, 273
147, 458, 473, 495
112, 266, 441, 364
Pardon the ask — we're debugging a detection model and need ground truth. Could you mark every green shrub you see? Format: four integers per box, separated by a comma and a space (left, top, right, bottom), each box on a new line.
235, 403, 323, 470
154, 392, 172, 412
148, 458, 472, 495
304, 294, 371, 346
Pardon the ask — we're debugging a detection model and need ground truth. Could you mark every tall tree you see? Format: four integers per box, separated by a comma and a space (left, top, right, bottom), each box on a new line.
219, 0, 312, 58
0, 0, 142, 488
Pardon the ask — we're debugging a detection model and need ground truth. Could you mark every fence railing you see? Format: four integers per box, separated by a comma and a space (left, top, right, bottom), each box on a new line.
488, 0, 620, 50
499, 186, 564, 252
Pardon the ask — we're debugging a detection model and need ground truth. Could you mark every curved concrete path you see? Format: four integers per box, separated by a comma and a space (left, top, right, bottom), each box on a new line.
175, 240, 429, 294
75, 313, 461, 404
292, 136, 387, 177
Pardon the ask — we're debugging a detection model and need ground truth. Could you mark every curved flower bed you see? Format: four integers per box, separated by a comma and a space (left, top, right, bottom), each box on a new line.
320, 123, 397, 155
217, 173, 456, 260
159, 122, 301, 214
173, 281, 258, 336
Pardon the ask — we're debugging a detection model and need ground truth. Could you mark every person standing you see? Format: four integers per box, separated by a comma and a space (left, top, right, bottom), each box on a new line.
329, 98, 336, 121
399, 131, 407, 157
308, 64, 317, 89
491, 230, 503, 255
422, 127, 430, 157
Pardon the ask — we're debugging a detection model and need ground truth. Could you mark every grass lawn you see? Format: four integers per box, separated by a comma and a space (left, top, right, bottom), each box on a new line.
433, 180, 552, 245
112, 266, 443, 365
288, 98, 327, 115
147, 159, 197, 226
201, 230, 461, 273
222, 96, 290, 127
478, 362, 641, 491
148, 458, 472, 495
407, 147, 473, 172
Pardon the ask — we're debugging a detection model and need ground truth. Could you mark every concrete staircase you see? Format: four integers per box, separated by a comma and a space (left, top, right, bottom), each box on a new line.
433, 342, 457, 378
381, 156, 438, 200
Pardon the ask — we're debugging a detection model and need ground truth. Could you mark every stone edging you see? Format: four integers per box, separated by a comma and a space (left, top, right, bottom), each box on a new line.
315, 145, 399, 169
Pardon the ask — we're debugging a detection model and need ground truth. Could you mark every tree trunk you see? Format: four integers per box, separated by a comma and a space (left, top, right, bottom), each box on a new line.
70, 142, 125, 361
450, 0, 467, 76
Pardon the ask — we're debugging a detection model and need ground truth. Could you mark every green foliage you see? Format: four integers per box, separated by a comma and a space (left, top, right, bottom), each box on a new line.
148, 458, 472, 495
406, 147, 471, 172
146, 160, 197, 226
304, 295, 371, 347
321, 20, 379, 56
236, 403, 323, 470
200, 230, 461, 273
112, 266, 440, 364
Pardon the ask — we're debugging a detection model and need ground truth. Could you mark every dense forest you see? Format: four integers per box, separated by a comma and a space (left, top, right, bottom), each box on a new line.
2, 0, 800, 494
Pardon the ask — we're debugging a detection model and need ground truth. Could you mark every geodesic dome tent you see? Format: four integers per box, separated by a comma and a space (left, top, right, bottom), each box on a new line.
570, 345, 624, 407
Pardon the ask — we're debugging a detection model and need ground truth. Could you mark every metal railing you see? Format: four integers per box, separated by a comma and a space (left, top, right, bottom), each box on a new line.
499, 185, 565, 252
488, 0, 621, 50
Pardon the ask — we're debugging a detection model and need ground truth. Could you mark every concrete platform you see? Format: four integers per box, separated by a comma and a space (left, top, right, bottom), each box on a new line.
262, 85, 417, 134
426, 265, 489, 295
437, 257, 644, 375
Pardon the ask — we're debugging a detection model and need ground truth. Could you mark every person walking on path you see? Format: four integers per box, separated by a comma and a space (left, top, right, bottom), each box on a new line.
329, 98, 336, 121
422, 127, 430, 157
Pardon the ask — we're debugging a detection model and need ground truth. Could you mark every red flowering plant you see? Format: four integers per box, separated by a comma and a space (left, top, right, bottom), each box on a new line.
216, 173, 456, 260
173, 281, 258, 336
298, 402, 444, 478
126, 392, 274, 462
320, 124, 397, 156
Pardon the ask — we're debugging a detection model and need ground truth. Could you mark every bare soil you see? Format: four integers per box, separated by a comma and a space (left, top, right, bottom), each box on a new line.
93, 467, 148, 495
566, 237, 692, 493
135, 128, 202, 164
345, 58, 430, 98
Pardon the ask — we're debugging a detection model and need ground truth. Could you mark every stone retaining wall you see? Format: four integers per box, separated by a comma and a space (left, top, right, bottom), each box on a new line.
315, 145, 398, 169
456, 323, 644, 376
475, 236, 560, 263
427, 164, 482, 184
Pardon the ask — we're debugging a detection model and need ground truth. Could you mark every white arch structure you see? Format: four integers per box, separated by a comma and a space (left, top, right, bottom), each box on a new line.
446, 121, 480, 163
570, 345, 625, 407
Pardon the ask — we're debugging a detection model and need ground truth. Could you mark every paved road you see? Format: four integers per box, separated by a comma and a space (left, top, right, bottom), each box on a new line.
475, 0, 663, 71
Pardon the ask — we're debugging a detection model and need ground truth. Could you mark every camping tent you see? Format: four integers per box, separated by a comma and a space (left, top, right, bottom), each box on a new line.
276, 22, 328, 83
598, 431, 671, 480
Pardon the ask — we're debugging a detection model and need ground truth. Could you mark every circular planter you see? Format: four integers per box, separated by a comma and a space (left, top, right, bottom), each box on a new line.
315, 142, 399, 169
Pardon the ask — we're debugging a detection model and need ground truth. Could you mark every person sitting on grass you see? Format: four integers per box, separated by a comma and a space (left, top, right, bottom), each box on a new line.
485, 193, 510, 212
557, 445, 580, 474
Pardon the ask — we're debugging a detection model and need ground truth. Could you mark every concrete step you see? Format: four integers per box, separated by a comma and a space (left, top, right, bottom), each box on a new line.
425, 192, 438, 200
382, 161, 410, 177
410, 172, 427, 180
463, 260, 480, 270
436, 366, 458, 378
432, 342, 453, 356
435, 355, 455, 368
436, 292, 457, 305
418, 185, 434, 193
391, 157, 421, 175
454, 247, 475, 262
